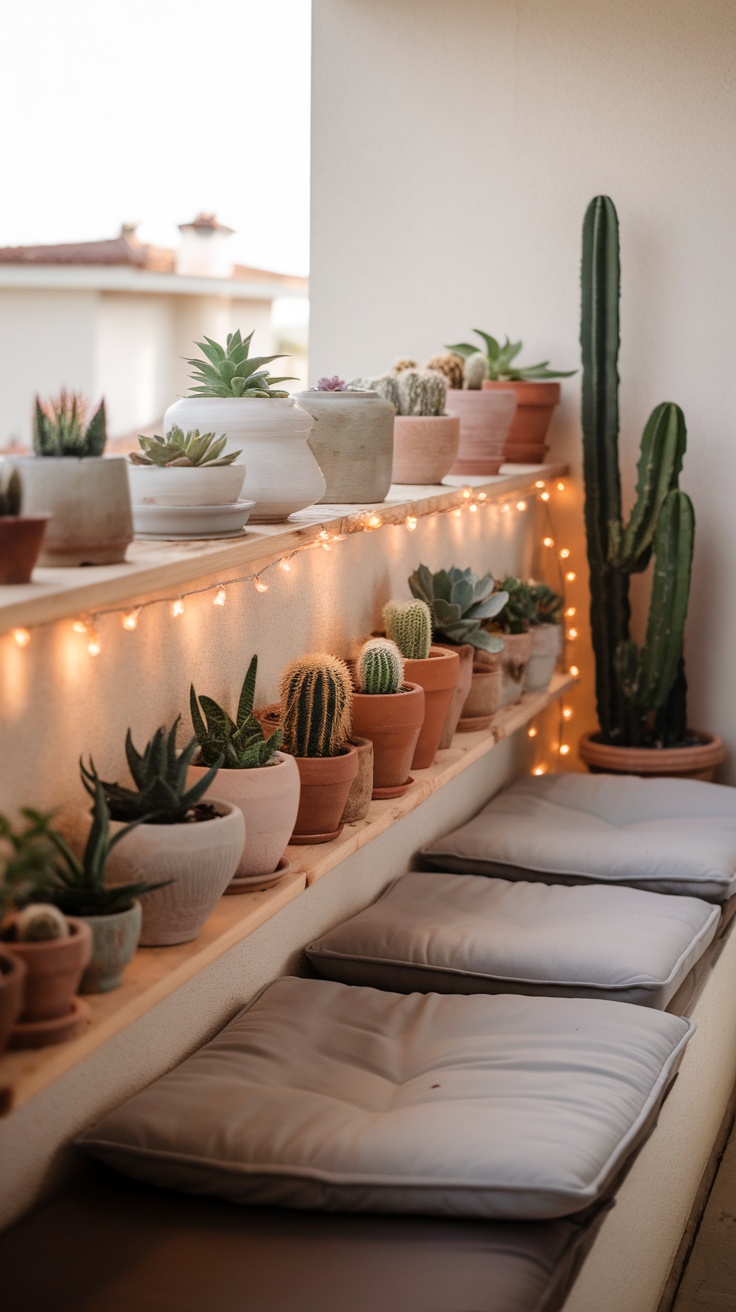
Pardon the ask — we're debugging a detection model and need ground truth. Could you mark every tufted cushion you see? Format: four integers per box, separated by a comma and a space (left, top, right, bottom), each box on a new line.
306, 873, 719, 1008
421, 774, 736, 902
78, 976, 693, 1221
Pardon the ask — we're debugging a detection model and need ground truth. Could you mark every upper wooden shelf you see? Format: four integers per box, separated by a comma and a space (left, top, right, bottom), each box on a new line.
0, 465, 567, 637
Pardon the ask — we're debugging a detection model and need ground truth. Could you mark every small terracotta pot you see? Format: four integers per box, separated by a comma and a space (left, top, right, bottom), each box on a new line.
0, 515, 51, 584
391, 416, 460, 485
351, 683, 425, 798
340, 737, 374, 824
444, 389, 517, 476
458, 661, 502, 730
290, 744, 359, 844
494, 631, 533, 707
5, 917, 92, 1022
524, 624, 563, 692
402, 647, 460, 769
0, 951, 27, 1054
435, 643, 475, 747
482, 380, 561, 464
578, 731, 726, 782
188, 752, 301, 882
78, 902, 142, 994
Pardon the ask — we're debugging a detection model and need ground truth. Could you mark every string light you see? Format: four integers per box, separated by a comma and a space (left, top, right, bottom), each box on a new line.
501, 503, 510, 514
72, 619, 88, 634
469, 502, 478, 513
567, 627, 578, 640
213, 586, 227, 607
543, 536, 555, 548
533, 765, 547, 776
171, 598, 185, 617
557, 481, 566, 491
87, 631, 101, 656
534, 480, 546, 489
367, 514, 382, 529
516, 500, 527, 512
406, 515, 418, 531
540, 490, 550, 501
122, 609, 140, 631
12, 628, 30, 647
478, 492, 487, 502
562, 707, 573, 720
559, 548, 571, 560
253, 576, 269, 593
462, 487, 472, 499
527, 726, 538, 738
321, 541, 332, 552
565, 570, 576, 582
279, 557, 292, 572
569, 665, 580, 678
559, 744, 571, 757
565, 607, 576, 618
452, 508, 462, 518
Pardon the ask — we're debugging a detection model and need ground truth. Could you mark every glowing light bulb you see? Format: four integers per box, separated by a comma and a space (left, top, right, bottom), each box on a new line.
540, 491, 550, 501
406, 515, 418, 531
253, 576, 269, 593
559, 744, 571, 756
13, 627, 30, 647
565, 607, 576, 618
72, 619, 88, 634
452, 508, 462, 518
172, 598, 185, 617
214, 586, 227, 606
87, 633, 101, 656
279, 557, 292, 572
527, 726, 538, 738
516, 500, 527, 512
535, 480, 546, 489
469, 502, 478, 513
478, 492, 487, 502
122, 609, 140, 631
562, 707, 573, 720
565, 571, 576, 583
321, 541, 332, 551
567, 628, 578, 640
501, 503, 510, 514
462, 487, 472, 499
367, 514, 382, 529
318, 529, 330, 542
543, 536, 555, 548
533, 765, 547, 776
559, 548, 571, 560
569, 665, 580, 678
557, 481, 566, 491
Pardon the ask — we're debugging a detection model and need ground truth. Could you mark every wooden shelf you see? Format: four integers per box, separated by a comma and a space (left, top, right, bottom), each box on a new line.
0, 671, 574, 1116
0, 465, 566, 637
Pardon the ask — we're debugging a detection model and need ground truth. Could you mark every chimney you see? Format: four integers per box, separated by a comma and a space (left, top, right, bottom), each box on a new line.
176, 213, 235, 278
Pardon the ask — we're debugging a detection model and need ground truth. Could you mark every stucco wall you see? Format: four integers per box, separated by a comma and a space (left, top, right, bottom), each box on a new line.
0, 289, 98, 449
310, 0, 736, 779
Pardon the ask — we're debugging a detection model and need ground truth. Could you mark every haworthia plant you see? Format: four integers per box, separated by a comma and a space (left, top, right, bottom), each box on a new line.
81, 719, 222, 823
279, 654, 353, 757
33, 391, 107, 457
356, 639, 404, 695
383, 599, 432, 661
190, 654, 282, 769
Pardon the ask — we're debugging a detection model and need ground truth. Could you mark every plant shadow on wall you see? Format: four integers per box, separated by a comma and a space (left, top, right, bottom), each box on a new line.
578, 195, 724, 780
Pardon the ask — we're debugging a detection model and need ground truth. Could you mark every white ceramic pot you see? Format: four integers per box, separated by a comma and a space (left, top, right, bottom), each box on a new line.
13, 456, 133, 566
294, 390, 395, 503
187, 752, 300, 884
524, 624, 564, 691
127, 463, 246, 507
163, 397, 325, 522
105, 802, 245, 946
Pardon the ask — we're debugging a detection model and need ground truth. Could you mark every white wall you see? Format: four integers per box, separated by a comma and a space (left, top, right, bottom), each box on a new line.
0, 290, 98, 449
311, 0, 736, 779
97, 293, 178, 436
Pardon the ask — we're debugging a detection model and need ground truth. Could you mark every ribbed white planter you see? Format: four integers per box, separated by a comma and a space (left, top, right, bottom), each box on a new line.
127, 463, 246, 507
524, 624, 564, 692
187, 753, 300, 885
13, 456, 133, 566
105, 802, 245, 946
163, 397, 325, 522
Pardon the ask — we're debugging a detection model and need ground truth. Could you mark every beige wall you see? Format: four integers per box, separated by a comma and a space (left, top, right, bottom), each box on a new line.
97, 293, 179, 436
311, 0, 736, 780
0, 289, 98, 449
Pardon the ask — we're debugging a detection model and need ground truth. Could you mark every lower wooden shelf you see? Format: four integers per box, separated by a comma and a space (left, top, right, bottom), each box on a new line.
0, 671, 574, 1116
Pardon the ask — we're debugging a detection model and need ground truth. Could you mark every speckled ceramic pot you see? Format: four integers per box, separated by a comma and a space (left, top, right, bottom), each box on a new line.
296, 390, 395, 504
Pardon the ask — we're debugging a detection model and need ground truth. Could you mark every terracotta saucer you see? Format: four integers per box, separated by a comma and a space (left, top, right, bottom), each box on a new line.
371, 777, 415, 800
9, 996, 90, 1050
289, 826, 344, 846
456, 714, 494, 732
223, 857, 292, 895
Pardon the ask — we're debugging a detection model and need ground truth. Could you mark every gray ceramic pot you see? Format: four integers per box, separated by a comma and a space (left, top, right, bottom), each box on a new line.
78, 901, 142, 993
296, 390, 395, 504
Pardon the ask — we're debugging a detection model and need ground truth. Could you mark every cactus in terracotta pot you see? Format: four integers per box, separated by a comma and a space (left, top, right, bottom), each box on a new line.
352, 639, 425, 797
279, 655, 357, 844
383, 598, 460, 769
383, 600, 432, 661
356, 639, 404, 695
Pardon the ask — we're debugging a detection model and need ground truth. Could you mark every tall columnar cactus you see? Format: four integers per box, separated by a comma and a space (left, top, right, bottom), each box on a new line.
581, 196, 694, 747
395, 369, 447, 417
279, 654, 353, 757
356, 639, 404, 695
383, 599, 432, 660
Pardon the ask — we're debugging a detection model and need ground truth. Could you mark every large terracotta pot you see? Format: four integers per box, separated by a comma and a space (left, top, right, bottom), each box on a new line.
0, 515, 51, 584
0, 951, 26, 1054
351, 683, 425, 798
458, 660, 502, 731
188, 753, 300, 887
6, 918, 91, 1022
436, 643, 475, 747
482, 380, 561, 464
402, 647, 459, 768
296, 390, 395, 504
578, 731, 726, 782
444, 389, 517, 476
290, 744, 359, 844
78, 902, 142, 994
391, 415, 460, 485
340, 738, 374, 824
524, 624, 564, 692
12, 456, 133, 566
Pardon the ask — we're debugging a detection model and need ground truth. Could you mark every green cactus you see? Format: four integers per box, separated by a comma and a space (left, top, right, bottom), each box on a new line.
395, 369, 447, 417
33, 391, 107, 457
425, 353, 465, 390
408, 564, 508, 653
0, 468, 22, 516
190, 654, 282, 769
80, 719, 222, 823
383, 599, 432, 660
581, 195, 695, 747
356, 638, 404, 695
279, 654, 353, 757
348, 374, 401, 410
462, 352, 488, 390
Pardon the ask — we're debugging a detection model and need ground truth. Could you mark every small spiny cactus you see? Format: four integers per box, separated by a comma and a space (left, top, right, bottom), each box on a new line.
425, 353, 465, 390
279, 654, 353, 757
356, 638, 404, 695
396, 369, 447, 417
391, 358, 418, 374
383, 599, 432, 661
15, 903, 69, 942
348, 374, 401, 410
0, 468, 22, 516
463, 352, 489, 390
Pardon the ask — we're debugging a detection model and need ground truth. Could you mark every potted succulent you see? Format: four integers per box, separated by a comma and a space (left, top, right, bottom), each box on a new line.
81, 721, 245, 945
295, 375, 395, 504
524, 583, 564, 692
365, 367, 460, 486
127, 427, 251, 541
188, 655, 300, 889
0, 467, 50, 585
382, 598, 458, 768
428, 343, 516, 476
13, 391, 133, 565
578, 195, 724, 780
484, 577, 535, 707
408, 565, 509, 733
350, 639, 425, 798
279, 654, 358, 843
163, 330, 326, 522
445, 331, 576, 464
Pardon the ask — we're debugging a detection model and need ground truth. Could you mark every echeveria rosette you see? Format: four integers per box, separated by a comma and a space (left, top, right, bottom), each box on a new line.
409, 564, 509, 654
313, 376, 348, 391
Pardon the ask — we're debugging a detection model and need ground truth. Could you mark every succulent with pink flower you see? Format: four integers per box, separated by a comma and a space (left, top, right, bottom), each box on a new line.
313, 376, 348, 391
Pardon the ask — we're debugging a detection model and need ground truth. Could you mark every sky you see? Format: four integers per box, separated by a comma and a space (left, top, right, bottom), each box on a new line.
0, 0, 312, 277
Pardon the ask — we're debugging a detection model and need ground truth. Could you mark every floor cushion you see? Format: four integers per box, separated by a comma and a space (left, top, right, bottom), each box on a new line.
306, 872, 719, 1008
421, 773, 736, 902
78, 976, 693, 1221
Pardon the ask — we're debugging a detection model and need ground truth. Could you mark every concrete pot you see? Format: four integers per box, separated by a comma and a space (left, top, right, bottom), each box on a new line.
187, 753, 300, 883
13, 456, 133, 566
106, 803, 245, 946
351, 683, 425, 798
164, 397, 325, 522
5, 918, 91, 1022
391, 415, 460, 485
290, 745, 359, 844
340, 737, 374, 824
0, 951, 26, 1054
495, 631, 533, 706
78, 902, 142, 994
127, 463, 246, 507
524, 624, 564, 692
578, 731, 726, 782
402, 647, 460, 768
296, 390, 395, 503
458, 660, 502, 731
444, 389, 517, 476
436, 643, 475, 746
482, 380, 561, 464
0, 515, 51, 584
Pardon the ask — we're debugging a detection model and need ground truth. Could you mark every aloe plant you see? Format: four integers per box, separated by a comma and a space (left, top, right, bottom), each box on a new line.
445, 332, 575, 382
81, 719, 222, 823
190, 655, 282, 769
33, 390, 107, 456
187, 330, 295, 399
408, 564, 508, 653
130, 428, 241, 467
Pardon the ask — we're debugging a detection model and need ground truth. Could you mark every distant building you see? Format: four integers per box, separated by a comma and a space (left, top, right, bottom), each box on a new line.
0, 214, 308, 449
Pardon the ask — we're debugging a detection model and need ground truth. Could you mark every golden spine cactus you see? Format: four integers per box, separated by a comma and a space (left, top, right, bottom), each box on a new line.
279, 654, 353, 757
383, 599, 432, 660
425, 353, 465, 390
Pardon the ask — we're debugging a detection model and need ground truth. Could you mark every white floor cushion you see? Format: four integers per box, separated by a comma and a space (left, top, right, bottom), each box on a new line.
422, 773, 736, 902
78, 977, 693, 1220
306, 873, 719, 1008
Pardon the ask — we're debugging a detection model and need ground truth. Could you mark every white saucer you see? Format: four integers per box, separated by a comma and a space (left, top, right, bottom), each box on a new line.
133, 499, 256, 540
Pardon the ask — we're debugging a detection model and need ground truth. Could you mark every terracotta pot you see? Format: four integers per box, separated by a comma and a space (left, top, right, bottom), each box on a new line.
290, 744, 359, 844
578, 731, 726, 782
12, 456, 133, 566
391, 415, 460, 485
351, 683, 425, 798
78, 901, 142, 994
5, 917, 91, 1022
188, 753, 301, 883
524, 624, 564, 692
105, 802, 245, 946
0, 951, 26, 1054
482, 380, 561, 464
402, 647, 460, 769
340, 737, 374, 824
458, 660, 502, 730
296, 390, 395, 504
443, 389, 517, 476
435, 643, 475, 747
491, 631, 533, 707
0, 515, 51, 584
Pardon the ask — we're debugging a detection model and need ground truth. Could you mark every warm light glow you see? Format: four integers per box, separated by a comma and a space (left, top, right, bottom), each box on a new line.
406, 515, 418, 531
565, 607, 576, 618
535, 480, 545, 489
469, 502, 478, 513
543, 536, 555, 548
563, 707, 573, 720
367, 514, 382, 529
541, 491, 550, 501
557, 481, 566, 492
321, 541, 332, 551
559, 744, 571, 756
559, 548, 571, 559
533, 765, 547, 776
516, 500, 527, 511
214, 586, 227, 606
567, 628, 578, 640
87, 633, 101, 656
122, 609, 140, 631
452, 508, 462, 518
72, 619, 88, 634
565, 571, 576, 582
12, 627, 30, 647
279, 557, 292, 572
527, 726, 538, 738
569, 665, 580, 677
501, 503, 510, 514
478, 492, 487, 501
171, 598, 185, 617
253, 576, 269, 593
319, 529, 330, 541
462, 487, 472, 499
